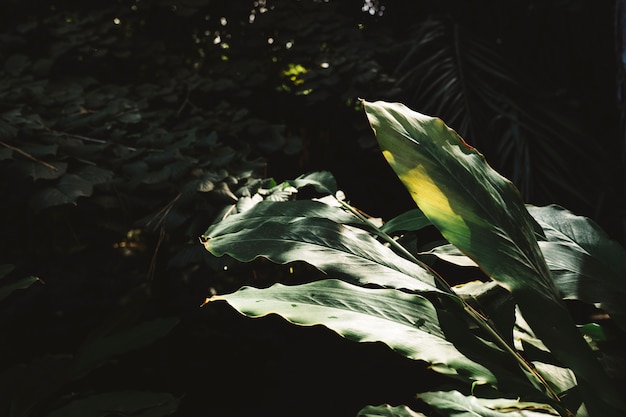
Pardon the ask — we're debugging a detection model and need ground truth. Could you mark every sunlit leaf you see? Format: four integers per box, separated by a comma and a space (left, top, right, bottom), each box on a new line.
358, 404, 428, 417
363, 100, 624, 415
417, 390, 560, 417
423, 243, 477, 267
207, 279, 496, 384
289, 171, 338, 195
203, 200, 441, 293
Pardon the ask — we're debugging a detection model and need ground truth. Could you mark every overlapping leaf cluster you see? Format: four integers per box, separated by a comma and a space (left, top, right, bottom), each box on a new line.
0, 2, 400, 416
202, 101, 626, 417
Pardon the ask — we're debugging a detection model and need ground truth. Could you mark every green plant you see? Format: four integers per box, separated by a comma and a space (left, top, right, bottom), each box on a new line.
201, 100, 626, 417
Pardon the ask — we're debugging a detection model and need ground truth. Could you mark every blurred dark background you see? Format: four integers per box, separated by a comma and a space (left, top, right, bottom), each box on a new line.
0, 1, 624, 416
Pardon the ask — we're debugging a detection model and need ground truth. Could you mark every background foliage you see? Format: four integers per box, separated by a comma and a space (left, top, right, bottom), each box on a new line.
0, 0, 623, 416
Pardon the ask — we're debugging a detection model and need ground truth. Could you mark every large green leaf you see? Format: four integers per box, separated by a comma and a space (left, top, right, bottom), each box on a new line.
203, 200, 442, 293
527, 205, 626, 331
207, 279, 496, 384
417, 390, 560, 417
358, 404, 428, 417
363, 100, 623, 415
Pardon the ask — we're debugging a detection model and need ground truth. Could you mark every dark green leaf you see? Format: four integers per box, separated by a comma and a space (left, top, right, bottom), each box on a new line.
19, 161, 67, 180
381, 208, 431, 234
30, 174, 94, 211
0, 265, 40, 302
76, 165, 114, 185
44, 391, 180, 417
69, 317, 179, 379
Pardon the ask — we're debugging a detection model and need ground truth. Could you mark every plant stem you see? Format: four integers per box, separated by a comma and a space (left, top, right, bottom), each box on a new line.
0, 140, 59, 171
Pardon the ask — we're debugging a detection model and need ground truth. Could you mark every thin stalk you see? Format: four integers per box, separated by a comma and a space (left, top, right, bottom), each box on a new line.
337, 198, 571, 416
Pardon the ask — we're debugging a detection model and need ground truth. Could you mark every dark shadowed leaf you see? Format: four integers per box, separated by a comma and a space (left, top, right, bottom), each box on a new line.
0, 265, 41, 302
44, 391, 180, 417
20, 161, 67, 180
30, 174, 94, 211
69, 317, 179, 379
76, 165, 114, 185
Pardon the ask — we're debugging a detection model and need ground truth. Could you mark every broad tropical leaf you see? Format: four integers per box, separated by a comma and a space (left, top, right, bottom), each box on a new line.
417, 390, 560, 417
363, 100, 623, 416
527, 205, 626, 331
203, 200, 442, 293
358, 404, 428, 417
206, 279, 496, 384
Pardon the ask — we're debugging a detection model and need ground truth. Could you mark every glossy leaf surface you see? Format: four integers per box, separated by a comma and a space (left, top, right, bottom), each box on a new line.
527, 205, 626, 330
203, 200, 441, 293
207, 279, 496, 384
417, 390, 560, 417
363, 100, 623, 415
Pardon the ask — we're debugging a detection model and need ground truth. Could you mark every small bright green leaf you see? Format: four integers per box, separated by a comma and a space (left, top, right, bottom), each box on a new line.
424, 243, 477, 267
203, 201, 441, 293
578, 323, 608, 343
44, 391, 180, 417
380, 208, 431, 234
208, 279, 496, 384
358, 404, 428, 417
363, 100, 623, 415
418, 390, 560, 416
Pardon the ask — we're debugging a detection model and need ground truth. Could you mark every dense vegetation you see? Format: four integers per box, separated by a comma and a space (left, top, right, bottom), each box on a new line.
1, 1, 623, 416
